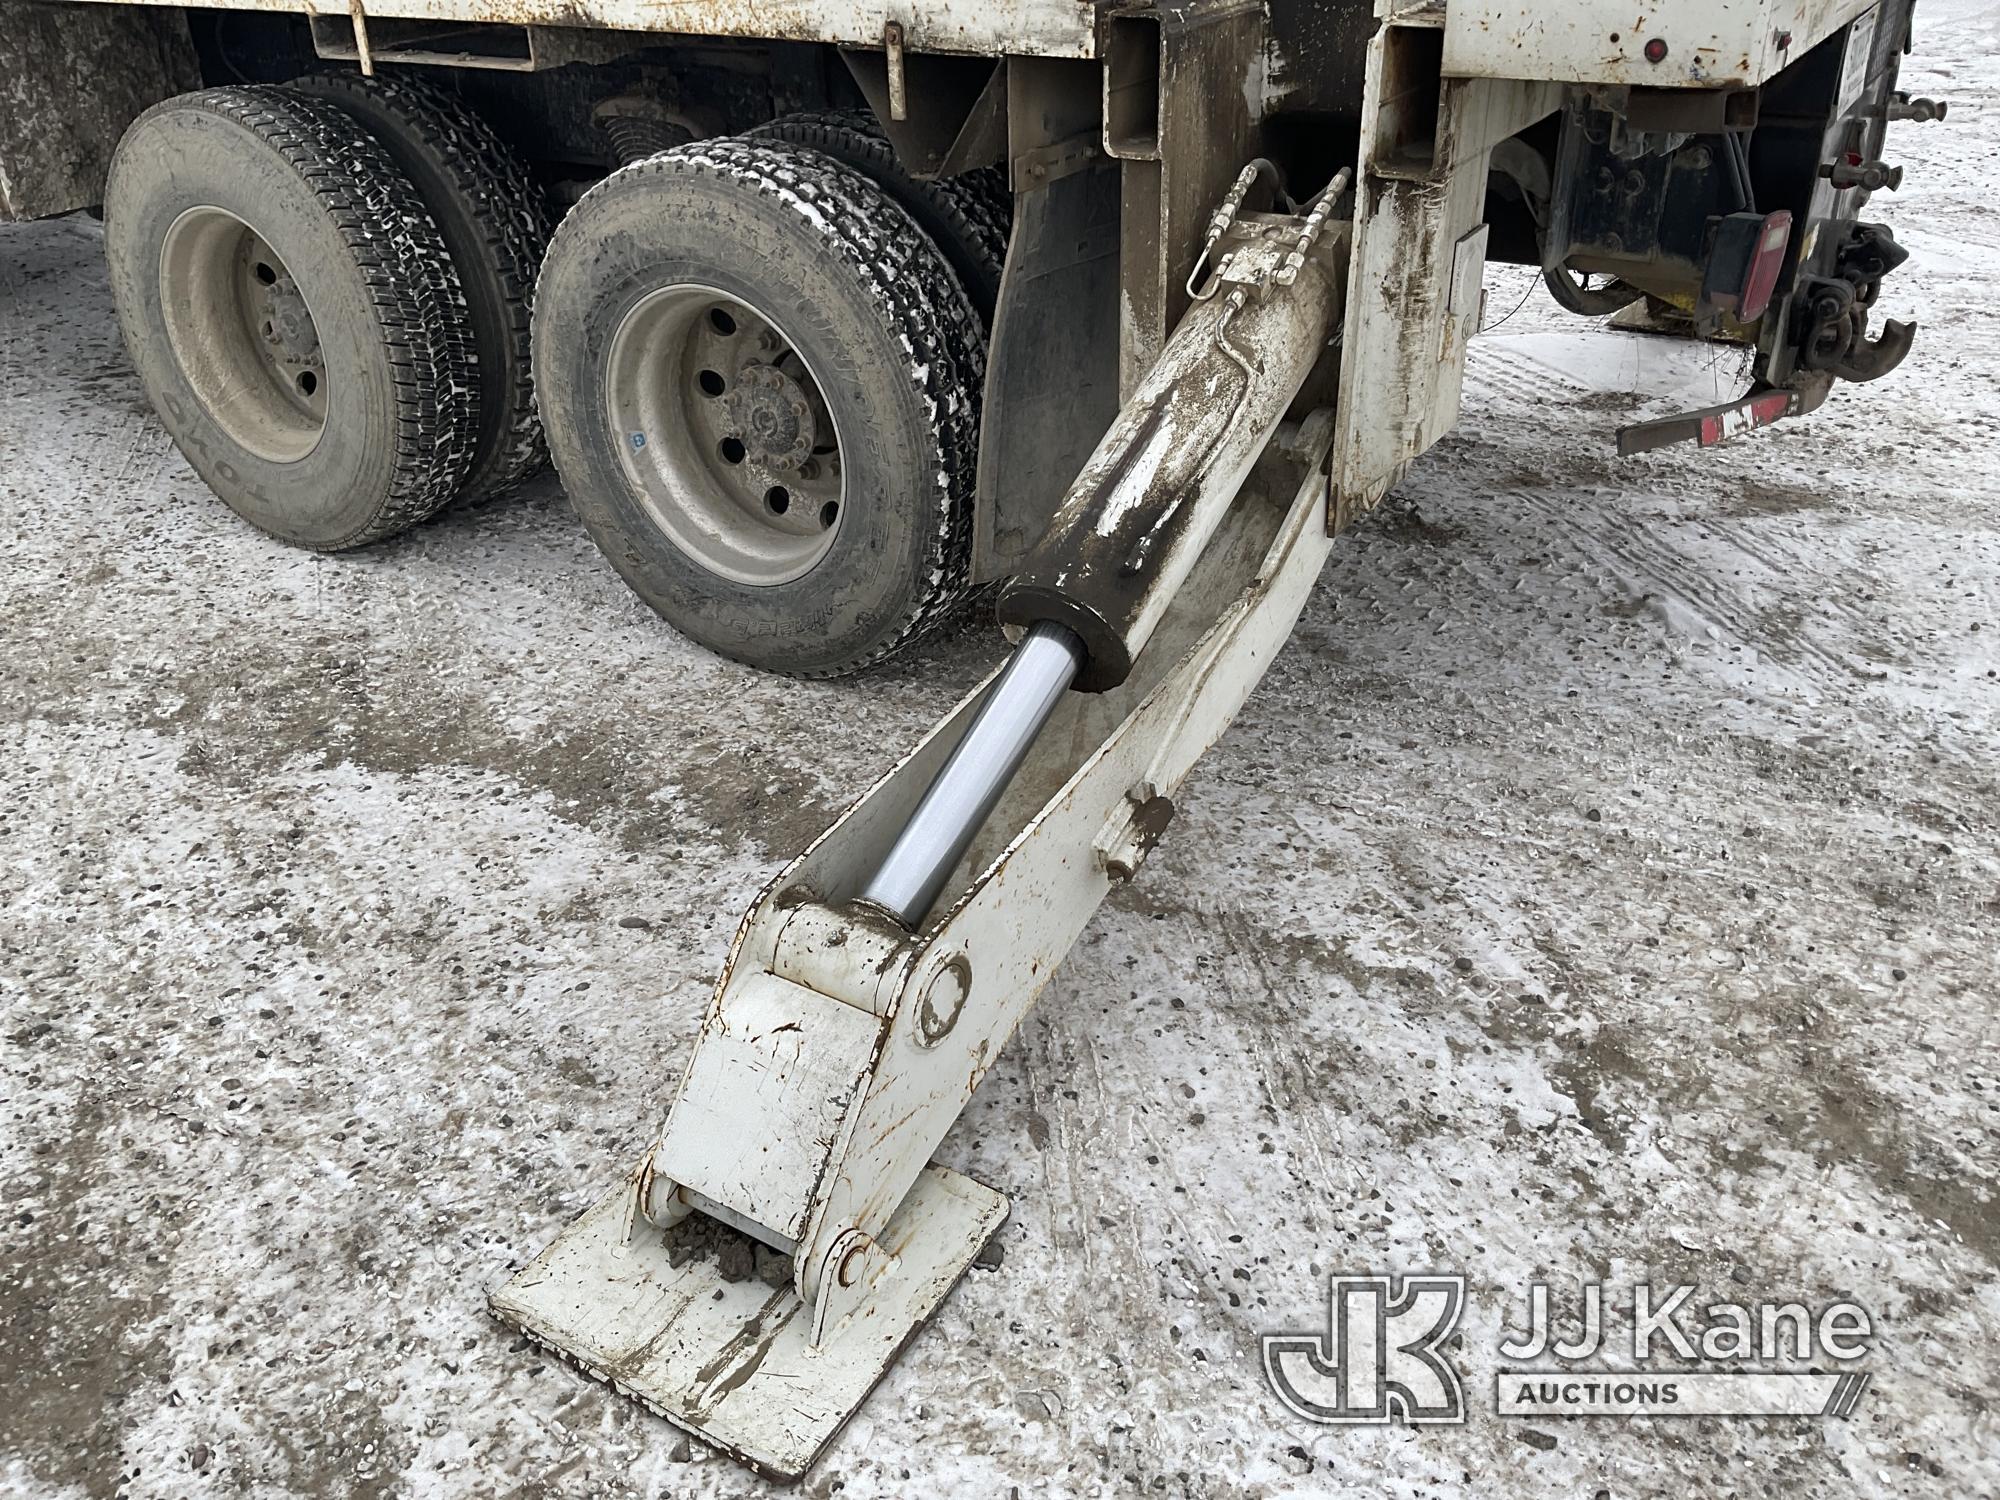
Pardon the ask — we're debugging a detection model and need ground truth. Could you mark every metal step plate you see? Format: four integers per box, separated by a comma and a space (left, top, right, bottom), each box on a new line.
490, 1164, 1008, 1482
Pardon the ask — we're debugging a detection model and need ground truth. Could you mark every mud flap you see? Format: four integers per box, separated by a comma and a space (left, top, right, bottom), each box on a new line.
0, 2, 198, 221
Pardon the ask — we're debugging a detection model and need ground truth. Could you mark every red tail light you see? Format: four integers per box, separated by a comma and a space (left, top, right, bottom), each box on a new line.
1738, 210, 1794, 321
1703, 209, 1794, 324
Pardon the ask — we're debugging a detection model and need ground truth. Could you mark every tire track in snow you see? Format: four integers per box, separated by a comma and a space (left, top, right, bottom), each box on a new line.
1509, 486, 1888, 688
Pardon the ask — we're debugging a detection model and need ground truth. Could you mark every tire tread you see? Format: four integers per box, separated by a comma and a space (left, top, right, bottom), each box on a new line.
748, 109, 1011, 327
289, 71, 551, 499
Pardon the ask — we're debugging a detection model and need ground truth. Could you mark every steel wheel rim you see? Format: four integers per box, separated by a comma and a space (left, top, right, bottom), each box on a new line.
158, 207, 328, 464
605, 285, 846, 588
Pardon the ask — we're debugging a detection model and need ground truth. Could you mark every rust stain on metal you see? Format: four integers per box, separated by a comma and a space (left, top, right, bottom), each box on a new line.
1127, 793, 1175, 863
869, 1100, 928, 1148
682, 1288, 800, 1416
297, 0, 1100, 57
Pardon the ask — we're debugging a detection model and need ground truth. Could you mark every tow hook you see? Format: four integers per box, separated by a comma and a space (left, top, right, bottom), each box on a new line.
1796, 223, 1917, 384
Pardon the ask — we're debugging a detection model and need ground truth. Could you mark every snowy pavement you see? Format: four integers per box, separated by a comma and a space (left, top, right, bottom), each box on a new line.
4, 6, 1998, 1498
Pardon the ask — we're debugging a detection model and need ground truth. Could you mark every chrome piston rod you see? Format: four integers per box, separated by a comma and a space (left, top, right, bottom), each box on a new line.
857, 622, 1086, 927
858, 172, 1346, 931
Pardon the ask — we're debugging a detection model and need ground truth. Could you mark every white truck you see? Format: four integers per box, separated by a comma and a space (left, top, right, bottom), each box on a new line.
1, 0, 1934, 1479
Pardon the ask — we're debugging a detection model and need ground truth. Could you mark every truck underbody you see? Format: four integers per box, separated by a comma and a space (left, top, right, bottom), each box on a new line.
0, 0, 1936, 1480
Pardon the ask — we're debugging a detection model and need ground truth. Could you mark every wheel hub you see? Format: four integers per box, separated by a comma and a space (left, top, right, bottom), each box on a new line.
261, 274, 321, 366
727, 364, 816, 471
603, 285, 846, 589
157, 206, 328, 464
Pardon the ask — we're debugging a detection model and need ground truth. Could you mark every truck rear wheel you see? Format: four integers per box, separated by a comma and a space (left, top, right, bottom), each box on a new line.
288, 70, 551, 500
748, 111, 1011, 326
533, 138, 984, 677
104, 86, 476, 549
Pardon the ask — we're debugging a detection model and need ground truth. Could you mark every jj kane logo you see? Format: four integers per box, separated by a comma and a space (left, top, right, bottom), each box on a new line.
1263, 1275, 1873, 1425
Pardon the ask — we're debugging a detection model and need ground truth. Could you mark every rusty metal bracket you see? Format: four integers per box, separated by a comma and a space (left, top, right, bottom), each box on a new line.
1012, 129, 1104, 189
883, 18, 908, 121
344, 0, 374, 75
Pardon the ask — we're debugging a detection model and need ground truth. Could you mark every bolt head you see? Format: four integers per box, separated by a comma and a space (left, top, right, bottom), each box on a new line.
837, 1243, 868, 1287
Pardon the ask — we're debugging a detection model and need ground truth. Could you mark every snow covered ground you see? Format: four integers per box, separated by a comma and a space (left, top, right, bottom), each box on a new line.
4, 6, 1997, 1498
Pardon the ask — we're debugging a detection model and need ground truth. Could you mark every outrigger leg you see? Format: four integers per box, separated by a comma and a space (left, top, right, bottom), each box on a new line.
492, 166, 1354, 1481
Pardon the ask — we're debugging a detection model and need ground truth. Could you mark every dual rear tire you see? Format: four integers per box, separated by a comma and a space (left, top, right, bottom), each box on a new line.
288, 71, 551, 504
106, 85, 485, 548
107, 77, 546, 549
108, 90, 1000, 675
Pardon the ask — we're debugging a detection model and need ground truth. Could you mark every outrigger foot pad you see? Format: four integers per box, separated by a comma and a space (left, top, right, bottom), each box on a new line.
489, 1164, 1008, 1483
